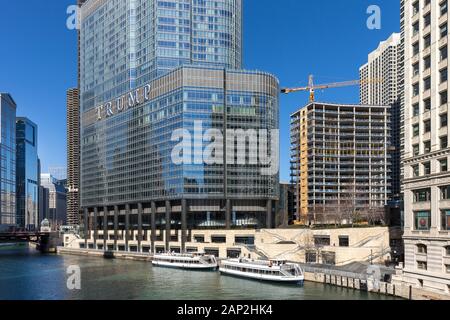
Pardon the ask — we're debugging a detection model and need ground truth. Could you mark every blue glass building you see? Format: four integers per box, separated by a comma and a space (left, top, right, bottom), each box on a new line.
79, 0, 279, 253
0, 94, 17, 232
16, 117, 39, 231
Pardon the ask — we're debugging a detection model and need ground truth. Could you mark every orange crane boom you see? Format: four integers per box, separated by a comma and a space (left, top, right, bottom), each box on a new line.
281, 75, 378, 102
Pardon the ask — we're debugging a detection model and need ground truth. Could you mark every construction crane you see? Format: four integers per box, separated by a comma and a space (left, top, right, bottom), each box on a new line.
281, 75, 377, 102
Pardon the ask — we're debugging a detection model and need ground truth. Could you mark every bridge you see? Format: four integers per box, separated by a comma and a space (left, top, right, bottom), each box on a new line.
0, 231, 61, 253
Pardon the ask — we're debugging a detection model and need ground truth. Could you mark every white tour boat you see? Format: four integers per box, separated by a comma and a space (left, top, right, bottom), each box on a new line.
152, 252, 218, 270
220, 258, 304, 284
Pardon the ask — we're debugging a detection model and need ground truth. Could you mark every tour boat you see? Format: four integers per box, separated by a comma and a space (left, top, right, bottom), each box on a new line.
152, 252, 218, 270
219, 258, 304, 284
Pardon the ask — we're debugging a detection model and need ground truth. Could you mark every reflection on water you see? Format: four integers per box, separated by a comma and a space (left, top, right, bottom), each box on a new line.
0, 248, 398, 300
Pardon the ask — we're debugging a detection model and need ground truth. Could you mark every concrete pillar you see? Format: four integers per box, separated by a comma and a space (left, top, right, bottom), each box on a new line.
181, 199, 187, 253
151, 202, 156, 254
103, 206, 108, 250
165, 201, 171, 252
125, 204, 130, 252
93, 207, 98, 247
226, 199, 231, 229
114, 206, 119, 250
84, 208, 88, 247
266, 199, 273, 229
138, 203, 143, 253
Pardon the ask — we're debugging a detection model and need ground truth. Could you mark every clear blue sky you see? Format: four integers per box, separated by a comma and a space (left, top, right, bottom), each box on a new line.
0, 0, 400, 181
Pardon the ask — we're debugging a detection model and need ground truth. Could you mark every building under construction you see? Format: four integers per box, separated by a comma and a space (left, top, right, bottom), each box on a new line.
290, 102, 392, 224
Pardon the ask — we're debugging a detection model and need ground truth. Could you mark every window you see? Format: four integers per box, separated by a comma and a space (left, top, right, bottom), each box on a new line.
441, 211, 450, 231
424, 120, 431, 133
413, 164, 420, 177
413, 83, 420, 96
440, 158, 448, 172
441, 113, 448, 127
314, 236, 331, 246
417, 244, 428, 254
424, 34, 431, 48
412, 1, 419, 15
442, 136, 448, 149
442, 1, 448, 16
424, 13, 431, 28
211, 236, 226, 243
413, 144, 420, 156
423, 161, 431, 174
413, 22, 420, 36
413, 124, 420, 137
441, 185, 450, 200
424, 56, 431, 70
424, 98, 431, 111
424, 140, 431, 153
446, 246, 450, 256
441, 68, 448, 83
417, 261, 428, 270
414, 211, 431, 230
414, 189, 431, 202
442, 91, 448, 105
425, 77, 433, 93
446, 265, 450, 273
194, 235, 205, 243
413, 42, 420, 56
441, 46, 448, 61
339, 236, 349, 247
413, 103, 420, 116
441, 23, 448, 38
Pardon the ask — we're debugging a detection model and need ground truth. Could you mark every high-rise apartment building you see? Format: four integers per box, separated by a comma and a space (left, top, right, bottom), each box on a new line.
360, 33, 402, 198
16, 117, 39, 231
290, 102, 391, 224
66, 88, 80, 226
400, 0, 450, 294
0, 94, 17, 232
65, 0, 87, 226
78, 0, 279, 254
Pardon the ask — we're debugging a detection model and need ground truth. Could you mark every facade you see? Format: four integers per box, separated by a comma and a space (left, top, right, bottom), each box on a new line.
40, 174, 67, 228
275, 183, 295, 227
0, 94, 17, 231
399, 0, 450, 294
66, 88, 80, 226
38, 185, 49, 225
79, 0, 279, 254
15, 117, 39, 230
290, 102, 391, 224
360, 33, 402, 198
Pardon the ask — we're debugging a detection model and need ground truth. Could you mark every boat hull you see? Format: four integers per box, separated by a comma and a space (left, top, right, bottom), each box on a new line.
152, 260, 218, 271
219, 268, 304, 284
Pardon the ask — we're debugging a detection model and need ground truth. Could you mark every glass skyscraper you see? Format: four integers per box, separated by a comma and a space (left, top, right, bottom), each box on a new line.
16, 117, 39, 231
0, 93, 17, 232
79, 0, 279, 254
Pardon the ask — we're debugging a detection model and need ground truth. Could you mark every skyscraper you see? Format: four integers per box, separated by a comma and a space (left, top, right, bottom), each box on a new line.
66, 88, 80, 226
290, 102, 391, 224
360, 33, 401, 199
65, 0, 87, 226
15, 117, 39, 231
78, 0, 279, 254
40, 174, 67, 227
399, 0, 450, 294
0, 93, 17, 232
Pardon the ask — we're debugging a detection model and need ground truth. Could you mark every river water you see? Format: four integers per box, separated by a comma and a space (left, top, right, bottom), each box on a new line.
0, 247, 398, 300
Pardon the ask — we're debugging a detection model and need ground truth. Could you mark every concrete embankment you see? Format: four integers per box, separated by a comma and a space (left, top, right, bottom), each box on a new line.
57, 247, 153, 261
303, 269, 449, 300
